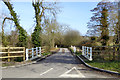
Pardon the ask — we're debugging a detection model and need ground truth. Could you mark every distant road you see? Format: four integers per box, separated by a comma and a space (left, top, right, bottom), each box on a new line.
2, 48, 118, 78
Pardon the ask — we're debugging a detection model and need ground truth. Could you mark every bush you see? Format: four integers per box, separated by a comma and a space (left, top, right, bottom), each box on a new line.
14, 57, 23, 62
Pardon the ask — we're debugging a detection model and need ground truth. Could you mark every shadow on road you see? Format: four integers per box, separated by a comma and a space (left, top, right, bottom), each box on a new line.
36, 52, 82, 64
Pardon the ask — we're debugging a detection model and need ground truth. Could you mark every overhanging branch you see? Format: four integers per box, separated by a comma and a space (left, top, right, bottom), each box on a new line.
2, 17, 13, 36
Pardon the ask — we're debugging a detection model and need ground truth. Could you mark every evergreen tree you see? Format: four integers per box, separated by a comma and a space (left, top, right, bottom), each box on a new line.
87, 1, 110, 46
100, 8, 109, 46
116, 2, 120, 45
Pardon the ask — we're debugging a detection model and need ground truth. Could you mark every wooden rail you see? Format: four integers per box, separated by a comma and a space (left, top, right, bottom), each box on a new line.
0, 47, 25, 62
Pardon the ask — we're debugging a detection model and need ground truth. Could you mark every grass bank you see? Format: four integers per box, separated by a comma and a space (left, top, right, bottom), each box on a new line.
68, 47, 82, 55
80, 55, 120, 73
68, 47, 120, 73
87, 60, 120, 73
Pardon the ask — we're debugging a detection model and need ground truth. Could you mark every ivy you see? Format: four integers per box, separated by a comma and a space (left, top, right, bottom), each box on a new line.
32, 1, 42, 47
3, 0, 27, 47
31, 25, 41, 47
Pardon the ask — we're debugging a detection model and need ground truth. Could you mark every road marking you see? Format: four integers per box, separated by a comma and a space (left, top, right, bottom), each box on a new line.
65, 48, 70, 53
40, 68, 53, 76
59, 67, 85, 78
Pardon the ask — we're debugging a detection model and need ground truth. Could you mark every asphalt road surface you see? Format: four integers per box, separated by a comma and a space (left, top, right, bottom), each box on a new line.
2, 48, 119, 78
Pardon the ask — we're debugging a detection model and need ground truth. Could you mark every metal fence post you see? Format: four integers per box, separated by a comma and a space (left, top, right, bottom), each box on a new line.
87, 47, 89, 57
32, 48, 34, 58
74, 46, 76, 53
84, 46, 86, 57
26, 49, 29, 61
39, 47, 41, 55
90, 47, 92, 61
82, 46, 84, 55
36, 47, 38, 56
84, 46, 85, 56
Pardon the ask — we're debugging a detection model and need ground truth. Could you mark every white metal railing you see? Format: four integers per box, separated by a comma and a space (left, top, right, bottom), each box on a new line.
26, 47, 41, 61
70, 45, 76, 53
82, 46, 92, 61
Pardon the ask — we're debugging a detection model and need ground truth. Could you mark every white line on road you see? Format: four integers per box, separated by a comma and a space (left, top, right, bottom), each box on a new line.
59, 67, 85, 78
60, 74, 81, 78
40, 68, 53, 76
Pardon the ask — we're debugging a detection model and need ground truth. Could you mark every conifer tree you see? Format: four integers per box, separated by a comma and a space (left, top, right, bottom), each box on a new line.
87, 1, 110, 46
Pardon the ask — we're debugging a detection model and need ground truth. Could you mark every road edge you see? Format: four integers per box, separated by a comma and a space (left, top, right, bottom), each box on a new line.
76, 55, 120, 76
68, 48, 120, 76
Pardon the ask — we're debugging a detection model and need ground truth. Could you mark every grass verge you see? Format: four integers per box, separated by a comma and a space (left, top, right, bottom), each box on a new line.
68, 47, 82, 56
86, 60, 120, 73
42, 52, 51, 56
80, 55, 120, 73
2, 63, 15, 67
2, 60, 32, 67
75, 52, 82, 56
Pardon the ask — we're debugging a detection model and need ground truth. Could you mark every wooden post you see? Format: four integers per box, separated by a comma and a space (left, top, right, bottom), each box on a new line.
112, 47, 115, 60
23, 47, 25, 61
8, 46, 10, 62
26, 49, 29, 61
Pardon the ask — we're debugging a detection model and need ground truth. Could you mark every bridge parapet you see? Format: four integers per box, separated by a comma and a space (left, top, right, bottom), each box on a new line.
26, 47, 42, 61
82, 46, 92, 61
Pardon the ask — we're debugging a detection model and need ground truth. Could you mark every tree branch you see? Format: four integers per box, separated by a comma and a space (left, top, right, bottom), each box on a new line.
2, 17, 13, 36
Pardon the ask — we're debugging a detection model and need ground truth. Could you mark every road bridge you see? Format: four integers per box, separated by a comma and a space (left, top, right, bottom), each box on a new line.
2, 48, 118, 78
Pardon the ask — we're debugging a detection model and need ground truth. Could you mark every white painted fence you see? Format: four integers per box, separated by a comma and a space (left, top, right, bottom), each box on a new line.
26, 47, 41, 61
82, 46, 92, 61
70, 45, 76, 53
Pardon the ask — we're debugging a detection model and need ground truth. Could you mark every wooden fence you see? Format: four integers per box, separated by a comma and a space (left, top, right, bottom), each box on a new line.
0, 47, 25, 62
91, 45, 120, 61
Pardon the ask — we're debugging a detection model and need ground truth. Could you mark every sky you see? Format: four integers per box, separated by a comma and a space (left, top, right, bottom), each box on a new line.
1, 1, 98, 36
57, 2, 98, 35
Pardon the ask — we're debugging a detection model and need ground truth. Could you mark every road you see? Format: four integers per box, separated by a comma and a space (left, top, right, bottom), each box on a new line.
2, 48, 118, 78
